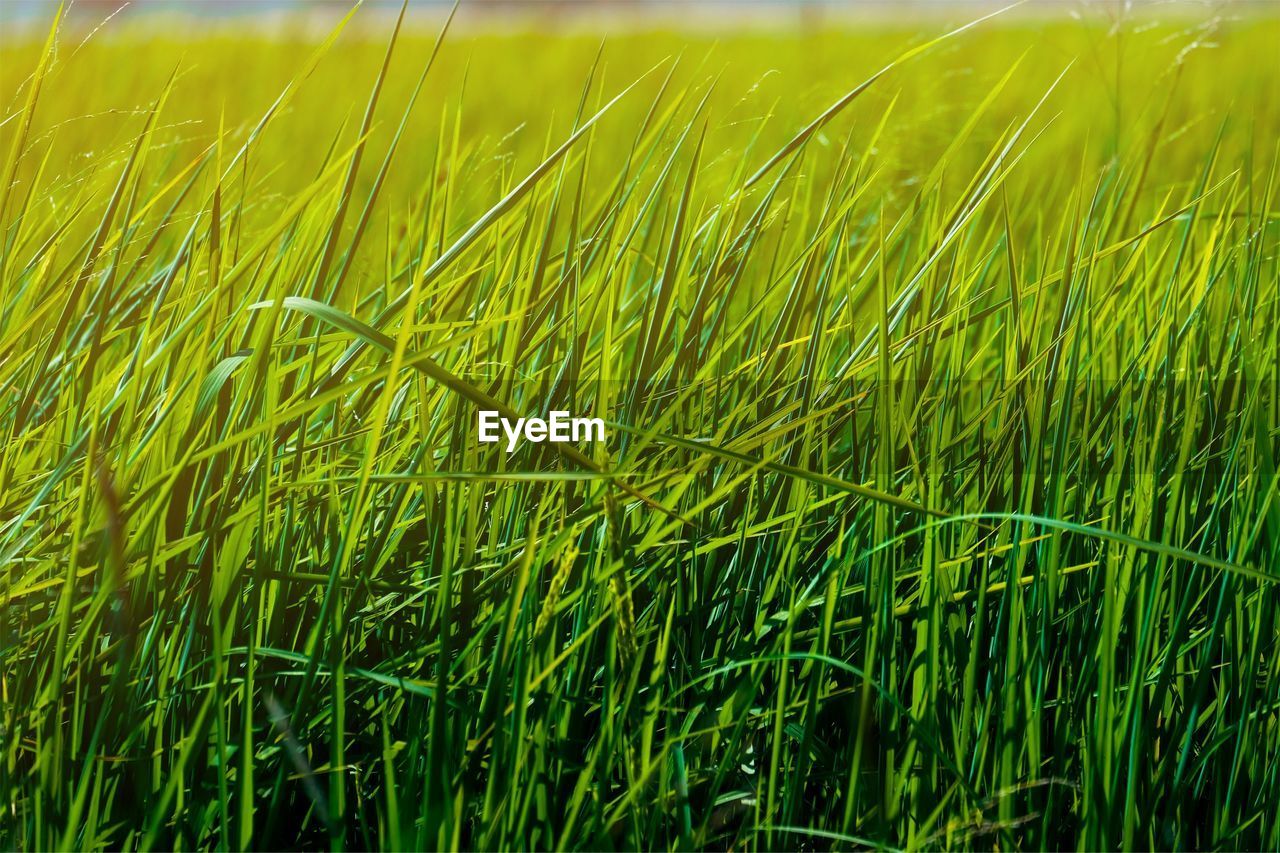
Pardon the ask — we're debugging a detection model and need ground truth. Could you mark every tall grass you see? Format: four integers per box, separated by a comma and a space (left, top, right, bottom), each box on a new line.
1, 4, 1278, 849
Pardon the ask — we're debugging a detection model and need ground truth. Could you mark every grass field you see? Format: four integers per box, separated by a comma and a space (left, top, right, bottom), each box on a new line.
1, 2, 1278, 850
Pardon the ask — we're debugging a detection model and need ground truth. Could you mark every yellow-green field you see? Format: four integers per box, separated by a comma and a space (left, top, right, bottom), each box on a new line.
2, 4, 1278, 850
